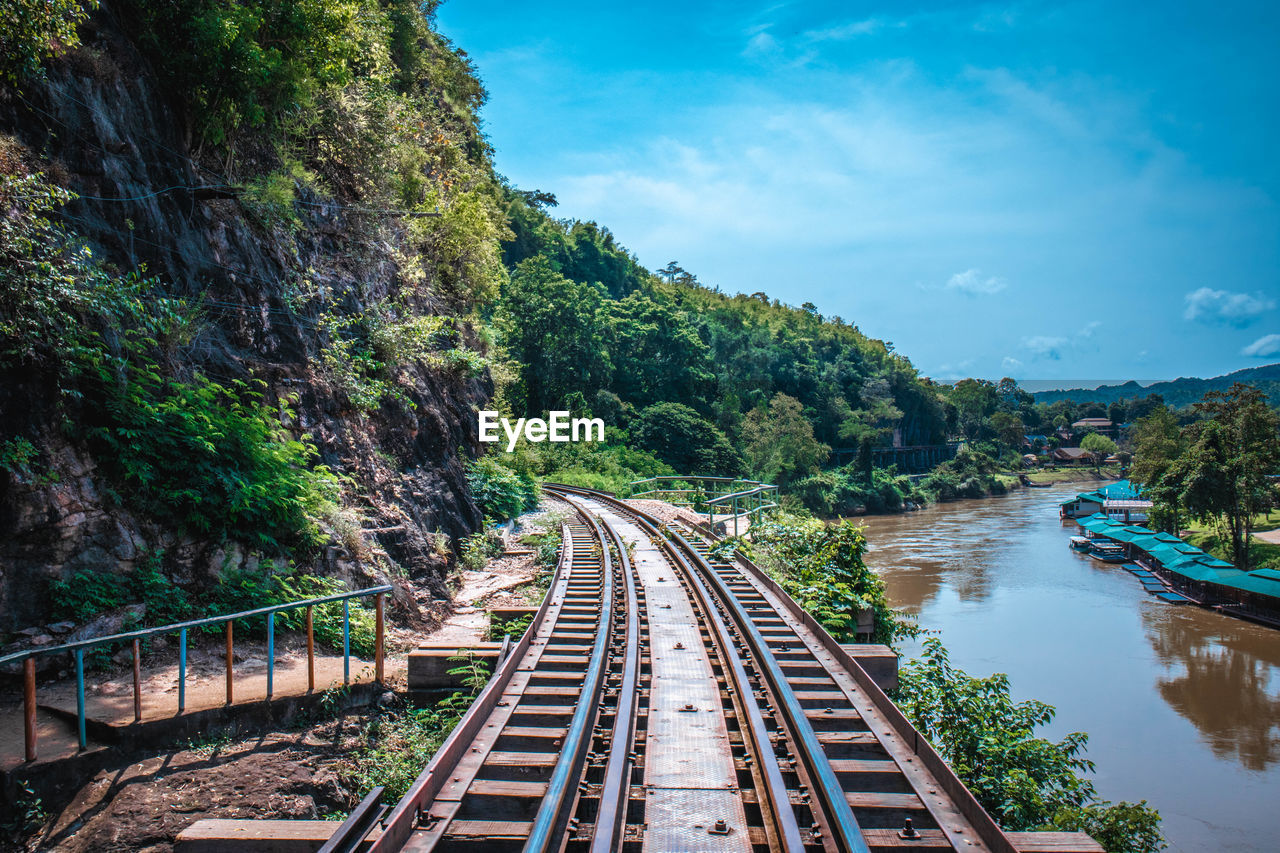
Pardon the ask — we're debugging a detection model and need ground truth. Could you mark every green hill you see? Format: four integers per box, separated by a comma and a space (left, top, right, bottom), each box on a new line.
1031, 364, 1280, 410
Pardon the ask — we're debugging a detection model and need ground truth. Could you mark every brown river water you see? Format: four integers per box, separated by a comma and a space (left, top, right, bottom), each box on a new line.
857, 483, 1280, 853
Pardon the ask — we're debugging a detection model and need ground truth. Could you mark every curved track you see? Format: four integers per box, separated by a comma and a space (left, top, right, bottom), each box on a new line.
367, 485, 1029, 853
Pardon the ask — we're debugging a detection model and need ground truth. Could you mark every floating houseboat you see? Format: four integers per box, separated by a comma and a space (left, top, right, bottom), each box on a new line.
1059, 480, 1152, 522
1073, 512, 1280, 629
1088, 540, 1128, 563
1069, 535, 1091, 551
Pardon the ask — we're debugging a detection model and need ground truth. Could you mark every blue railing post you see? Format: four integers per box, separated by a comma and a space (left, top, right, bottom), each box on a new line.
74, 648, 86, 750
266, 611, 275, 700
178, 627, 187, 713
343, 599, 351, 684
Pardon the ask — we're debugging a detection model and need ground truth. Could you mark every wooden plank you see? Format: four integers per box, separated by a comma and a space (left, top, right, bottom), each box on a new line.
496, 726, 568, 739
484, 751, 559, 766
817, 731, 880, 746
846, 791, 925, 809
860, 827, 951, 847
1005, 831, 1106, 852
467, 779, 549, 798
445, 819, 532, 839
828, 758, 901, 773
176, 819, 381, 852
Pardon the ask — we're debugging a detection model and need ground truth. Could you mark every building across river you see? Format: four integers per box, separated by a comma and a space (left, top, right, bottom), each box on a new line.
1059, 479, 1152, 522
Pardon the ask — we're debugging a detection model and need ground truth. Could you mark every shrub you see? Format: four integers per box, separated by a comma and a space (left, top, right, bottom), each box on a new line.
466, 456, 539, 522
746, 512, 913, 644
458, 529, 502, 571
0, 0, 95, 84
895, 638, 1164, 851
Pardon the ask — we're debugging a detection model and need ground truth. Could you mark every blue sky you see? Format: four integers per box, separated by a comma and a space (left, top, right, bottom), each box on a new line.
436, 1, 1280, 385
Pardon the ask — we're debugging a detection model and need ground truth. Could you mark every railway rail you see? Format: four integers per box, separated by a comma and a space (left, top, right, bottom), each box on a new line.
213, 484, 1102, 853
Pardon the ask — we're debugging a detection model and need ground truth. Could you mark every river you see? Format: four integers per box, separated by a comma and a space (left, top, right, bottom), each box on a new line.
858, 483, 1280, 853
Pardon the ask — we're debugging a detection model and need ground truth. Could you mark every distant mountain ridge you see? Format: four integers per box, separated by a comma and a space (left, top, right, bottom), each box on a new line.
1030, 363, 1280, 409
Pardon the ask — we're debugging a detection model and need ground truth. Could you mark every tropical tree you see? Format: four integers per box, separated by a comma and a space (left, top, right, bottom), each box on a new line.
495, 256, 610, 414
1079, 433, 1118, 471
1128, 407, 1184, 532
630, 402, 742, 476
741, 393, 829, 486
896, 639, 1164, 851
1166, 385, 1280, 571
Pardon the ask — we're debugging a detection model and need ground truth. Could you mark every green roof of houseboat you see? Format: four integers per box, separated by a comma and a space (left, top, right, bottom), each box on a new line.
1219, 570, 1280, 597
1073, 512, 1280, 602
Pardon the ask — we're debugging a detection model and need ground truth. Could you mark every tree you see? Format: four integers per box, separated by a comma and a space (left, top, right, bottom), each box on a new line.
1079, 433, 1117, 471
1128, 407, 1184, 533
741, 394, 830, 486
495, 257, 610, 414
604, 293, 713, 410
948, 379, 1000, 440
990, 411, 1028, 452
1166, 385, 1280, 571
1, 0, 94, 84
896, 639, 1164, 852
630, 402, 742, 477
658, 261, 685, 283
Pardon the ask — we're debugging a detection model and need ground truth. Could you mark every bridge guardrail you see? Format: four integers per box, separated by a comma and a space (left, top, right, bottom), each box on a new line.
625, 475, 778, 535
1, 584, 392, 761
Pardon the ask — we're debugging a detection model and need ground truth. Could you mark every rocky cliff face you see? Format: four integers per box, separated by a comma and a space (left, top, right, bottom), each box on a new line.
0, 7, 490, 634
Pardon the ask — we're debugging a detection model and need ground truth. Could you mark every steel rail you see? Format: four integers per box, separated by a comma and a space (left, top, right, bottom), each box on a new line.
522, 509, 616, 852
667, 528, 872, 853
549, 485, 808, 852
548, 484, 870, 852
368, 523, 576, 852
590, 516, 643, 853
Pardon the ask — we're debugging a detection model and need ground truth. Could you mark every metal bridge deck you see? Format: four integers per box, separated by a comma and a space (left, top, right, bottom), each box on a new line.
599, 505, 752, 852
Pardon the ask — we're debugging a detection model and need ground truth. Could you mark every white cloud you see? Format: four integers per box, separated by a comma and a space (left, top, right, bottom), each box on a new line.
1241, 334, 1280, 358
946, 268, 1008, 295
1077, 320, 1102, 338
1183, 287, 1275, 327
1002, 356, 1024, 371
804, 17, 893, 42
1021, 335, 1067, 360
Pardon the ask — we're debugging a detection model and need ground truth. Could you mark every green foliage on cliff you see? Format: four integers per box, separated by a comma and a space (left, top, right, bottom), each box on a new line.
896, 638, 1165, 852
0, 172, 339, 550
0, 0, 94, 84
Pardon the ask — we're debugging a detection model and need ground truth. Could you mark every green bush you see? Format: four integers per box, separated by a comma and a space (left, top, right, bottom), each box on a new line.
466, 456, 539, 522
0, 0, 94, 83
458, 528, 503, 571
631, 402, 742, 476
745, 512, 913, 644
344, 654, 490, 800
895, 639, 1164, 851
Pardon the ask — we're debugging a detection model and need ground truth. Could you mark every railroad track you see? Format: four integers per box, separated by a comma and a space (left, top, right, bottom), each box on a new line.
353, 485, 1088, 853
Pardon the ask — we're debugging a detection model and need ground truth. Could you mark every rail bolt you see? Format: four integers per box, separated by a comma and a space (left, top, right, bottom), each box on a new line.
899, 818, 922, 840
709, 819, 730, 835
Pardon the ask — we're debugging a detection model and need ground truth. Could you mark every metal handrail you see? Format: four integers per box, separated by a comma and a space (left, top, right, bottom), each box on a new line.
704, 484, 777, 505
0, 585, 390, 666
9, 584, 391, 760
